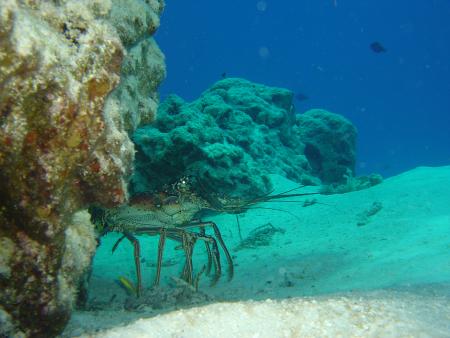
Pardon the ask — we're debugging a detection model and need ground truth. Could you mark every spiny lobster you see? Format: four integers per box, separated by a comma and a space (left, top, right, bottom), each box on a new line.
89, 178, 318, 296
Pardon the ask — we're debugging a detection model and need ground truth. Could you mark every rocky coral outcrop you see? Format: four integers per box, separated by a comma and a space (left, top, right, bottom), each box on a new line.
0, 0, 165, 336
105, 0, 165, 132
295, 109, 357, 184
132, 78, 356, 199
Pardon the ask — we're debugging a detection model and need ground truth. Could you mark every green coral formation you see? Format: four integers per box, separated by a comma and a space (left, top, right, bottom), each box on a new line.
296, 109, 357, 184
0, 0, 165, 336
132, 78, 357, 199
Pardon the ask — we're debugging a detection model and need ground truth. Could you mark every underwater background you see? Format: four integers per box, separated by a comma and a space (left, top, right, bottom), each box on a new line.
157, 0, 450, 178
1, 1, 449, 337
65, 1, 449, 336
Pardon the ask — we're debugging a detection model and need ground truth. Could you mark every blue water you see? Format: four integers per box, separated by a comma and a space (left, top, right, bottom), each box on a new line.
156, 0, 450, 178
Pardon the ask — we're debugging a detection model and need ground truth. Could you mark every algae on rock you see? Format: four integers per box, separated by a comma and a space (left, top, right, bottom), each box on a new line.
0, 0, 166, 336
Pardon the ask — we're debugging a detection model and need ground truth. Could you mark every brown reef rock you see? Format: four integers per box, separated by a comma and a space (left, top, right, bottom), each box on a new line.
0, 0, 165, 336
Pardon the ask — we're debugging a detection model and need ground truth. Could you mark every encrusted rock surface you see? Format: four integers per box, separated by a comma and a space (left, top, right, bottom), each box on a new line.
295, 109, 357, 184
0, 0, 165, 336
132, 78, 356, 198
106, 0, 166, 132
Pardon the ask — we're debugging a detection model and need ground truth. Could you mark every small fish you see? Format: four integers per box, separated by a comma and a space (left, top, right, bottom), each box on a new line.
295, 92, 309, 102
116, 276, 137, 296
370, 41, 387, 53
221, 72, 227, 79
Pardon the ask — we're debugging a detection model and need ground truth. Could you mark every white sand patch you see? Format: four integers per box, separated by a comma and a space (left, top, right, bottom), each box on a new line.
88, 288, 450, 338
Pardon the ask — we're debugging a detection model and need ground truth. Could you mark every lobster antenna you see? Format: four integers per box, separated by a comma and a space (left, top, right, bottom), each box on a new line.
235, 214, 243, 241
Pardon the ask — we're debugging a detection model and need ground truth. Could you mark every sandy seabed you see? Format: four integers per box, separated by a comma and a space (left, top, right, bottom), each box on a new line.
64, 166, 450, 337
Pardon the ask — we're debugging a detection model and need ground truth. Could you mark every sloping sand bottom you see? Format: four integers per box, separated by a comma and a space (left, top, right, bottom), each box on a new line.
63, 166, 450, 337
76, 286, 450, 337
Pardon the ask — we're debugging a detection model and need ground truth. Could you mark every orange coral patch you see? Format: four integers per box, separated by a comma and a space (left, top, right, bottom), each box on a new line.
25, 131, 38, 145
4, 136, 12, 147
89, 160, 101, 173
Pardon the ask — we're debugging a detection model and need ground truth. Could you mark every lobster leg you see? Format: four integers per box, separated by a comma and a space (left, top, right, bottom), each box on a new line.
122, 231, 142, 297
112, 234, 127, 253
154, 228, 167, 286
167, 229, 221, 286
177, 223, 223, 285
205, 221, 234, 281
185, 221, 234, 281
193, 232, 221, 285
181, 232, 197, 284
199, 227, 213, 275
207, 234, 222, 285
111, 221, 231, 292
